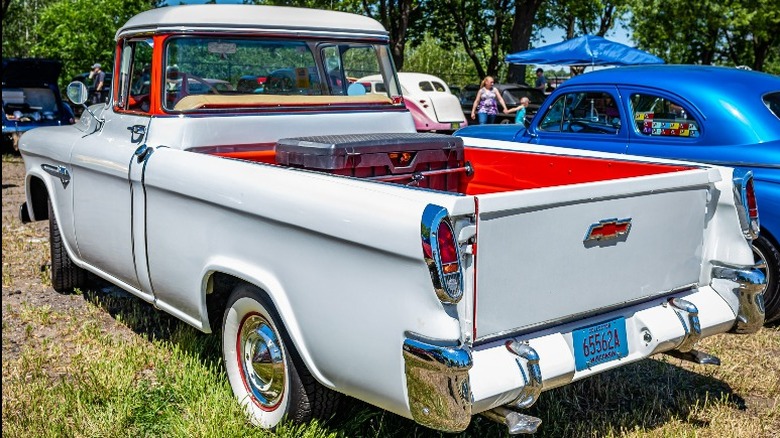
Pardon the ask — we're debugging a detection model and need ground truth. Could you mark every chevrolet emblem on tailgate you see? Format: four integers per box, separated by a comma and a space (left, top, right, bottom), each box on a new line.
584, 218, 632, 244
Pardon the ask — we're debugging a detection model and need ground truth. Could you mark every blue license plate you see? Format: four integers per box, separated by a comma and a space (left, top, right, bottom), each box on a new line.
572, 317, 628, 371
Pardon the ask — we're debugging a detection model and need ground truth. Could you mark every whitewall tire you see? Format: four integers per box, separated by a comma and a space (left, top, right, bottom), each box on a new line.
221, 284, 339, 428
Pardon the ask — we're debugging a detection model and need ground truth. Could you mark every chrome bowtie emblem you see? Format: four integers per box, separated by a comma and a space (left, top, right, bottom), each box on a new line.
584, 218, 632, 243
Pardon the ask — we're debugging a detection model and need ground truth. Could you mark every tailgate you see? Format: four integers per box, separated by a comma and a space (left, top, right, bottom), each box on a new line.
473, 167, 716, 340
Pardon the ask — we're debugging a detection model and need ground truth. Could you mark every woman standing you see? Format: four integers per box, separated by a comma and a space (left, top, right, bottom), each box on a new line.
470, 76, 508, 124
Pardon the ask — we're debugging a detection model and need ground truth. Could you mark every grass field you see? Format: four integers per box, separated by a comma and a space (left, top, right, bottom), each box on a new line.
2, 154, 778, 437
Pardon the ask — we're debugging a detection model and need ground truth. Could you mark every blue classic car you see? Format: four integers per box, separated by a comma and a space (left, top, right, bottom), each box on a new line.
2, 58, 76, 152
456, 65, 780, 323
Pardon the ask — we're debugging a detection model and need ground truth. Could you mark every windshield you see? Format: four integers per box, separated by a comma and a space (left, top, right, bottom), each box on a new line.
163, 37, 401, 112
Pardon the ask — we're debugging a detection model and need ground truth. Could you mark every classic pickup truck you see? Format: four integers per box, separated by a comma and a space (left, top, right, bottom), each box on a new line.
18, 5, 765, 435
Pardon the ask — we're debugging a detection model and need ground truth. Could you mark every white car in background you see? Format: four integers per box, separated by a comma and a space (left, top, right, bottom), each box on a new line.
358, 72, 467, 133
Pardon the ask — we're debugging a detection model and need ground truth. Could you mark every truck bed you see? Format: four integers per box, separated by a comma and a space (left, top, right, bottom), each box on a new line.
203, 137, 694, 194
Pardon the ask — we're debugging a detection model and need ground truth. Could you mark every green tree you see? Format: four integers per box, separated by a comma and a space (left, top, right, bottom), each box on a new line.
628, 0, 779, 72
29, 0, 154, 88
2, 0, 58, 58
402, 33, 479, 85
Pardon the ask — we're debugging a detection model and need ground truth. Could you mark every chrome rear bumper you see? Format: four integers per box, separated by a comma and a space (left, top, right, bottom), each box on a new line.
711, 263, 766, 333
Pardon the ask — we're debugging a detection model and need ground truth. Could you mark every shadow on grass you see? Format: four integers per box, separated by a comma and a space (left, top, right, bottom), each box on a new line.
80, 277, 221, 366
79, 278, 745, 437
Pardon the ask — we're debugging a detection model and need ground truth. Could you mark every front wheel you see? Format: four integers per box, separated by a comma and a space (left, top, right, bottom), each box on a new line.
753, 235, 780, 323
49, 199, 86, 292
222, 284, 339, 428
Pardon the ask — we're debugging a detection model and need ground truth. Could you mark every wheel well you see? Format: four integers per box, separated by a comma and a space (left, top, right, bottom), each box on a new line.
29, 176, 49, 221
205, 272, 243, 332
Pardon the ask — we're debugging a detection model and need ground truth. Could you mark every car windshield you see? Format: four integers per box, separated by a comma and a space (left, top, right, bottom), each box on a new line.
2, 87, 60, 122
162, 37, 401, 112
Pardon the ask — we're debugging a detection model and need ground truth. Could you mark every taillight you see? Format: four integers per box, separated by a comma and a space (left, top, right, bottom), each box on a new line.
392, 95, 404, 105
733, 169, 760, 240
421, 204, 463, 304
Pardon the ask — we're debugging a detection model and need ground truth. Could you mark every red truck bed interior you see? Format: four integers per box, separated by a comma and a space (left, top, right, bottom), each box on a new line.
205, 136, 694, 195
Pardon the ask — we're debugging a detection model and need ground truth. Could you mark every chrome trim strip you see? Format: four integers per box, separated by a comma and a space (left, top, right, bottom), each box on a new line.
668, 297, 701, 352
505, 341, 542, 409
402, 337, 472, 432
712, 263, 766, 333
41, 164, 70, 188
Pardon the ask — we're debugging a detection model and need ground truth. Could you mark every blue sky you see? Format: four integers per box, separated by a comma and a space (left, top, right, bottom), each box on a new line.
164, 0, 633, 47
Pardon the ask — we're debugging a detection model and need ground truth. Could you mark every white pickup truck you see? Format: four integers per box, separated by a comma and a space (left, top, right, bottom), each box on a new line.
19, 5, 765, 435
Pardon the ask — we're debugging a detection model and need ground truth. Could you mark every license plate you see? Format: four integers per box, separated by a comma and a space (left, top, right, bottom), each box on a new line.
572, 317, 628, 371
450, 122, 460, 129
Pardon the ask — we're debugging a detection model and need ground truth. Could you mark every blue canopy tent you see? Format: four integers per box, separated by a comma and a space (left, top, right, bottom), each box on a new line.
505, 35, 664, 66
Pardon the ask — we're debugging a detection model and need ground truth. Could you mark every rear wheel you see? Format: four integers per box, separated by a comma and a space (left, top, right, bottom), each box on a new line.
753, 235, 780, 323
222, 284, 339, 428
49, 200, 86, 292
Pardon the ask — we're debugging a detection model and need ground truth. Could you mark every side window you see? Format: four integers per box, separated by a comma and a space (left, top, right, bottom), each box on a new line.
432, 81, 446, 92
116, 39, 153, 114
419, 81, 434, 92
630, 93, 700, 137
538, 91, 621, 134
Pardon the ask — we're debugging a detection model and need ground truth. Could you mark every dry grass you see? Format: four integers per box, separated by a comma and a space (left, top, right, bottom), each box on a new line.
2, 154, 778, 437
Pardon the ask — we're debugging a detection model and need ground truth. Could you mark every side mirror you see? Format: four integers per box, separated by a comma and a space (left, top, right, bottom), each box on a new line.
66, 81, 89, 105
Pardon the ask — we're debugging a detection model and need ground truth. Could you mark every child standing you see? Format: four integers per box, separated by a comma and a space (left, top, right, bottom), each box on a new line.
506, 97, 530, 125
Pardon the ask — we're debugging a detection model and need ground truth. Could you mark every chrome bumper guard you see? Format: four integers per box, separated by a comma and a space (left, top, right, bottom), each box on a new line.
402, 337, 473, 432
668, 297, 701, 352
712, 263, 766, 333
505, 341, 542, 409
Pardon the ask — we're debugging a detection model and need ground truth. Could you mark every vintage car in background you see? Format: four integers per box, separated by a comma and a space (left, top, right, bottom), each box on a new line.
358, 72, 467, 133
455, 65, 780, 323
2, 58, 75, 152
18, 5, 766, 435
459, 83, 547, 126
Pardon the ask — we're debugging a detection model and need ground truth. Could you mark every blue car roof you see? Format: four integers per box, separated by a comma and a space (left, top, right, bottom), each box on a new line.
561, 65, 780, 101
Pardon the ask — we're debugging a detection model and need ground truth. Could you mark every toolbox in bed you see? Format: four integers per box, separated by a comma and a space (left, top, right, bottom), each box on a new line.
275, 133, 470, 192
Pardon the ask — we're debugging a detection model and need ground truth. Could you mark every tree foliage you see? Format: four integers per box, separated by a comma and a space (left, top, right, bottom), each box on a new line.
628, 0, 780, 72
2, 0, 58, 58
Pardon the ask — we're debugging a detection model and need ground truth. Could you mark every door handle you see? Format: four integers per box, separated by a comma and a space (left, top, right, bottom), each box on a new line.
129, 125, 146, 136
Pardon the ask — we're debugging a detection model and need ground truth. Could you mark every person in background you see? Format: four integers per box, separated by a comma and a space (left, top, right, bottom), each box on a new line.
470, 76, 508, 125
534, 68, 547, 92
88, 63, 106, 104
506, 96, 530, 126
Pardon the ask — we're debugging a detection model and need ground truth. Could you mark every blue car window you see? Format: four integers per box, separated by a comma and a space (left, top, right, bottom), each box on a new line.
763, 92, 780, 119
630, 93, 700, 138
539, 91, 621, 134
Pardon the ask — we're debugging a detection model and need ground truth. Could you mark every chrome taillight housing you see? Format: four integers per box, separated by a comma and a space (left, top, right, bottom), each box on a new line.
733, 169, 760, 240
421, 204, 464, 304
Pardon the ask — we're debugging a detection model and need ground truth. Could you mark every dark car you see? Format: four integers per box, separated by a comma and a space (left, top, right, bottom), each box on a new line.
456, 65, 780, 323
459, 83, 547, 125
2, 58, 75, 151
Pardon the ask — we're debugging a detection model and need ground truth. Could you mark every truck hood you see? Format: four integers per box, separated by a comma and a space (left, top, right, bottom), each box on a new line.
2, 58, 62, 87
455, 124, 527, 142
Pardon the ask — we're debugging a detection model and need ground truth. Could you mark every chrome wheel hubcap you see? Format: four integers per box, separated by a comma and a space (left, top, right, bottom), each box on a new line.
239, 314, 285, 409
